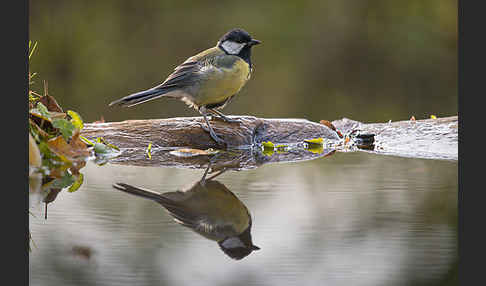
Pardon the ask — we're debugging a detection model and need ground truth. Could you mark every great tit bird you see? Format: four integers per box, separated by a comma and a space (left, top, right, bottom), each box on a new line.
109, 28, 261, 145
112, 169, 260, 260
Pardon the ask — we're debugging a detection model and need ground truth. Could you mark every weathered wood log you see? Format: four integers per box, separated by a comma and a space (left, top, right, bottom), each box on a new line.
81, 115, 341, 169
332, 116, 458, 161
81, 115, 458, 169
81, 115, 341, 149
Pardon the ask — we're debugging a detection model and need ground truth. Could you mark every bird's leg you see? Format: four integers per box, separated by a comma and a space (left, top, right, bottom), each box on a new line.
199, 107, 226, 145
199, 154, 227, 185
200, 163, 211, 186
209, 109, 242, 124
201, 168, 227, 186
207, 168, 228, 180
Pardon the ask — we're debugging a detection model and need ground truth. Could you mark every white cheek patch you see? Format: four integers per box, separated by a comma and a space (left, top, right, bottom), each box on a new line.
221, 237, 246, 249
221, 40, 245, 55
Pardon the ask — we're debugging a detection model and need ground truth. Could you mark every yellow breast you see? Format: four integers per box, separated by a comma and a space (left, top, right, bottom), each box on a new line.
195, 58, 250, 107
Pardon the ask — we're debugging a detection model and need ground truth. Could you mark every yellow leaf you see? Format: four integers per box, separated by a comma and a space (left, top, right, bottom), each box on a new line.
275, 144, 289, 153
79, 136, 95, 146
68, 173, 84, 193
262, 141, 275, 148
262, 148, 274, 157
146, 142, 152, 159
306, 145, 324, 154
67, 110, 84, 130
304, 138, 324, 146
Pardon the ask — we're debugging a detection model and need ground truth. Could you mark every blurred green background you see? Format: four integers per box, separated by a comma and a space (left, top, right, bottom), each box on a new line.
29, 0, 457, 123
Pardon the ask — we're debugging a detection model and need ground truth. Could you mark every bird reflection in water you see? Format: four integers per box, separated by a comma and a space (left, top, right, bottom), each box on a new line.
112, 165, 260, 260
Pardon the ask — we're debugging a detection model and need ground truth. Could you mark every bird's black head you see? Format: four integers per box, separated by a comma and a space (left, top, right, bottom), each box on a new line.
219, 28, 253, 44
218, 28, 261, 66
217, 224, 260, 260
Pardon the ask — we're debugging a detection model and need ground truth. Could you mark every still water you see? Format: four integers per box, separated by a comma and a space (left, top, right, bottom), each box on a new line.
29, 152, 457, 286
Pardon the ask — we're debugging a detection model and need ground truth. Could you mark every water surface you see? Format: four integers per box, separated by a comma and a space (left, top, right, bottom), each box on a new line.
29, 152, 457, 286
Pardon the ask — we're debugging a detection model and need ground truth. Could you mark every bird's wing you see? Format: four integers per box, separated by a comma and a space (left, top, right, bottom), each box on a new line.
156, 199, 199, 228
150, 47, 225, 91
158, 195, 241, 239
154, 60, 199, 89
161, 201, 237, 237
195, 219, 239, 238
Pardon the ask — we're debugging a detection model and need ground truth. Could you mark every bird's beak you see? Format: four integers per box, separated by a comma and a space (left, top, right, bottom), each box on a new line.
249, 39, 261, 46
251, 245, 261, 251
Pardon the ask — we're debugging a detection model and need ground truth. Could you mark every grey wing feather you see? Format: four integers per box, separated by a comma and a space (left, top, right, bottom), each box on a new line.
161, 202, 236, 237
151, 60, 201, 90
194, 220, 237, 236
157, 199, 201, 228
163, 207, 199, 228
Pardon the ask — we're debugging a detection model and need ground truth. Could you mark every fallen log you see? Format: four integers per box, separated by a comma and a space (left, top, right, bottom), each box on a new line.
332, 116, 458, 161
81, 115, 458, 168
81, 115, 341, 150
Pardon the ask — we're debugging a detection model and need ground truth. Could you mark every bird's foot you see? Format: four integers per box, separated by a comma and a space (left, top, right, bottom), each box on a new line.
199, 123, 226, 146
221, 117, 242, 124
211, 115, 241, 124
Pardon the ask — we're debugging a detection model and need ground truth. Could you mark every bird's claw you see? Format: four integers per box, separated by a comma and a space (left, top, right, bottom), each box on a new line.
210, 116, 241, 124
199, 123, 210, 132
199, 123, 226, 146
222, 117, 242, 124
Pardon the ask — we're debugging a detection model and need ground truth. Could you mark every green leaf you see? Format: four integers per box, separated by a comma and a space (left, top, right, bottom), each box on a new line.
68, 173, 84, 193
96, 137, 120, 151
92, 142, 121, 165
52, 118, 76, 140
67, 110, 84, 130
31, 102, 51, 120
93, 142, 110, 154
51, 173, 75, 189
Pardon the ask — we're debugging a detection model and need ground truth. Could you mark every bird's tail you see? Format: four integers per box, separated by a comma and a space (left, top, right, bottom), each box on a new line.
113, 183, 165, 202
108, 87, 174, 107
112, 183, 186, 215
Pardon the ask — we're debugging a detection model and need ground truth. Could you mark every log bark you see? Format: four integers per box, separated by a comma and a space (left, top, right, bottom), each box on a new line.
81, 115, 341, 150
332, 116, 458, 161
81, 115, 458, 169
